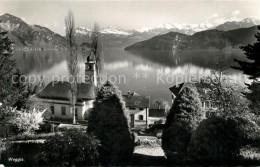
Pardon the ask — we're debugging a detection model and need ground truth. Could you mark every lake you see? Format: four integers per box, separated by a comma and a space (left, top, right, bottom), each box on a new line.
14, 47, 249, 104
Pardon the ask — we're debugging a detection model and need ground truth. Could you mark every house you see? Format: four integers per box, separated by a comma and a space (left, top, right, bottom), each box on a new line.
38, 53, 97, 122
123, 92, 150, 128
169, 82, 213, 112
148, 109, 166, 125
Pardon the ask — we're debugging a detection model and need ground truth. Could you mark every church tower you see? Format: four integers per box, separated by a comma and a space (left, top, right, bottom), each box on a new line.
85, 53, 97, 86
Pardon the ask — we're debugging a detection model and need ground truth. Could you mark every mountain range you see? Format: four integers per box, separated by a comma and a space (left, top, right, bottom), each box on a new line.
124, 25, 259, 51
0, 13, 259, 49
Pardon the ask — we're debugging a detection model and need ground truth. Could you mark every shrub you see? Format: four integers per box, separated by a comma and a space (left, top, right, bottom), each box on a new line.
9, 108, 45, 135
38, 129, 100, 166
188, 116, 260, 163
233, 117, 260, 145
88, 81, 135, 165
162, 84, 205, 160
188, 116, 239, 162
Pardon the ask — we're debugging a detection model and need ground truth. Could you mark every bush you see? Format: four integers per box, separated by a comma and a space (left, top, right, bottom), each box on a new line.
233, 117, 260, 145
188, 116, 260, 163
88, 81, 135, 165
37, 129, 100, 166
162, 84, 205, 160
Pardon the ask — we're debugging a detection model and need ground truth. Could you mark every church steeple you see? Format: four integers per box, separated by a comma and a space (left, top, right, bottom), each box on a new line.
85, 52, 97, 86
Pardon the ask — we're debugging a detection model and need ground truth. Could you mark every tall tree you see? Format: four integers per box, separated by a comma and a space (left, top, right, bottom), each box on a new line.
65, 10, 79, 124
0, 27, 23, 106
90, 23, 103, 87
232, 26, 260, 115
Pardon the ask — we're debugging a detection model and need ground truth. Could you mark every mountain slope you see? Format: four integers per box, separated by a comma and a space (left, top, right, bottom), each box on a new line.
0, 13, 66, 49
216, 18, 260, 31
125, 32, 189, 51
125, 26, 259, 51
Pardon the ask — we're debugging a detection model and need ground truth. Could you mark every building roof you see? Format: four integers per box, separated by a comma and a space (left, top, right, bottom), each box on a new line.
123, 93, 150, 108
169, 82, 207, 100
149, 109, 165, 117
38, 81, 96, 102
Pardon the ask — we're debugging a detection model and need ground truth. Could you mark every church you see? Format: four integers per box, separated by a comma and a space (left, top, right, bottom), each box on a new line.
38, 54, 151, 125
38, 54, 97, 122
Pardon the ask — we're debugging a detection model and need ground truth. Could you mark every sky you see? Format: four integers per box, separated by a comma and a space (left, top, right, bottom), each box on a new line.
1, 0, 260, 35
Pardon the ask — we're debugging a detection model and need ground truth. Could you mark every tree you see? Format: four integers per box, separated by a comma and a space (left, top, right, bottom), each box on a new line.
65, 10, 79, 124
232, 26, 260, 80
0, 27, 17, 106
244, 82, 260, 115
88, 81, 134, 165
0, 25, 39, 110
232, 26, 260, 115
90, 23, 104, 87
162, 84, 205, 161
201, 61, 250, 118
153, 98, 169, 109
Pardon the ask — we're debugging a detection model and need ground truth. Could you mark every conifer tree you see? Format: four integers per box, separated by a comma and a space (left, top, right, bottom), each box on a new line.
233, 26, 260, 80
0, 28, 17, 106
162, 84, 205, 160
232, 26, 260, 115
88, 81, 134, 165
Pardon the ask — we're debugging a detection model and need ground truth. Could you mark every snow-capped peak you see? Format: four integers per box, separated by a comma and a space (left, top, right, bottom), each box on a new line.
76, 26, 132, 36
135, 23, 213, 35
242, 17, 260, 24
100, 28, 132, 35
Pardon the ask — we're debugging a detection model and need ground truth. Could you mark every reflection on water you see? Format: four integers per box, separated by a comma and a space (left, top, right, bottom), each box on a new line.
14, 48, 248, 103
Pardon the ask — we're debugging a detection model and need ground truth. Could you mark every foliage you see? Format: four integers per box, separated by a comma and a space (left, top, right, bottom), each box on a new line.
233, 117, 260, 145
88, 81, 135, 165
0, 26, 40, 109
244, 81, 260, 115
0, 106, 16, 123
200, 65, 250, 117
9, 108, 45, 135
232, 26, 260, 116
91, 23, 104, 78
233, 26, 260, 80
188, 116, 260, 162
0, 27, 17, 106
153, 98, 170, 114
162, 84, 205, 159
38, 129, 100, 166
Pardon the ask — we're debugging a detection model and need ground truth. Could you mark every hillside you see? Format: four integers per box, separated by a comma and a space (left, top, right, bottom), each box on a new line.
125, 26, 259, 51
0, 13, 66, 49
125, 32, 189, 51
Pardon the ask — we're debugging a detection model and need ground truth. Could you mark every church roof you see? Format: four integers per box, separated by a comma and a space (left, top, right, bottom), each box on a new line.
38, 81, 96, 102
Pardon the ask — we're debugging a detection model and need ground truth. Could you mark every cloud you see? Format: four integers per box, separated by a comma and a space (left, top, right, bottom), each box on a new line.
232, 10, 240, 16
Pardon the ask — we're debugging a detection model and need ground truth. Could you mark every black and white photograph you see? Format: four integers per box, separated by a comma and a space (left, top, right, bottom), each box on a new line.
0, 0, 260, 166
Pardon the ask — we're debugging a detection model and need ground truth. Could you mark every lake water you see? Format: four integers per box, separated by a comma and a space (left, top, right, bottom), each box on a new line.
14, 47, 248, 104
